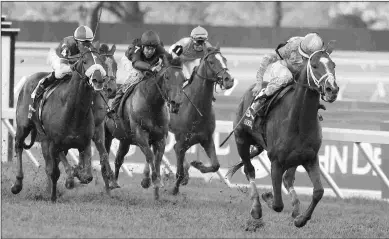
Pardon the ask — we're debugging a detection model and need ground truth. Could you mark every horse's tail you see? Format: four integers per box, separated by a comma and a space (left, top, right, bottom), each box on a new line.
23, 127, 37, 149
226, 161, 244, 180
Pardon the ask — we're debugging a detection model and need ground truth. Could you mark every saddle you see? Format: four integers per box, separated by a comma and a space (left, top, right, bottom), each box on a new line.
243, 83, 294, 131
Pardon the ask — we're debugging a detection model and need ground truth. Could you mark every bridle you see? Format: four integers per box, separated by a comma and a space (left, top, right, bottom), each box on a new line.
194, 50, 229, 89
68, 48, 107, 87
150, 64, 183, 107
294, 50, 335, 100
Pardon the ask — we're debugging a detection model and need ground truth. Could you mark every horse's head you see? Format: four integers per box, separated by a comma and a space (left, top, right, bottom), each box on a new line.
197, 44, 235, 89
156, 54, 186, 114
299, 40, 339, 103
93, 41, 118, 98
68, 43, 107, 91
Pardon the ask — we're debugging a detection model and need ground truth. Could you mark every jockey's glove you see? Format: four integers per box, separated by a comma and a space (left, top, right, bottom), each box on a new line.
172, 45, 183, 56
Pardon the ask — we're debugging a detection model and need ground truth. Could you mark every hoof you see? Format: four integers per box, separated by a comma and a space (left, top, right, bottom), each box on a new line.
190, 161, 203, 169
11, 183, 23, 195
294, 215, 308, 228
141, 178, 151, 189
250, 202, 262, 219
171, 187, 179, 196
108, 180, 120, 190
65, 178, 75, 189
261, 192, 274, 209
245, 218, 264, 232
180, 176, 189, 186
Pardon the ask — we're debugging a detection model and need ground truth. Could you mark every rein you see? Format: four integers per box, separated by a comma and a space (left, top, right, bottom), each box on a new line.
294, 50, 334, 97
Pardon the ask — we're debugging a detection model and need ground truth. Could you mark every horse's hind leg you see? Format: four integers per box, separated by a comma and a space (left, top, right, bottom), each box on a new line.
114, 141, 130, 181
192, 136, 220, 174
283, 166, 300, 218
294, 156, 323, 228
11, 124, 32, 194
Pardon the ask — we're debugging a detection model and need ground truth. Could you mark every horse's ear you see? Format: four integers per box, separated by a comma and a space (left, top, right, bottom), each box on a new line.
325, 40, 336, 55
162, 54, 169, 66
93, 41, 100, 51
109, 44, 116, 54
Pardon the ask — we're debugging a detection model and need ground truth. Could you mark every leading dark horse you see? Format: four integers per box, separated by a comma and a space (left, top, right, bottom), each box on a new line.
105, 54, 186, 200
12, 44, 107, 202
168, 45, 235, 195
59, 42, 120, 192
228, 41, 339, 229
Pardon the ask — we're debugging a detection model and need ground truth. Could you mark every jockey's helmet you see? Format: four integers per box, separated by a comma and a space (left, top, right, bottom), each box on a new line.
73, 25, 94, 42
141, 30, 161, 47
299, 33, 324, 58
190, 26, 208, 41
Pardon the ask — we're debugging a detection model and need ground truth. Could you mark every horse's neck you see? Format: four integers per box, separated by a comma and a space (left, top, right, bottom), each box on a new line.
64, 73, 93, 125
140, 76, 164, 108
187, 64, 214, 111
288, 70, 320, 135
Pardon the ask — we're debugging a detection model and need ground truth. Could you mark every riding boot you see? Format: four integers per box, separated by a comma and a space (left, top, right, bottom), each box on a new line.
250, 95, 267, 117
107, 89, 124, 117
29, 72, 56, 118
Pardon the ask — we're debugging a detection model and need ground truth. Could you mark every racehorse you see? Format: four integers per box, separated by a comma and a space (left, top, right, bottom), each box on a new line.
58, 42, 120, 193
12, 44, 107, 202
227, 41, 339, 229
105, 54, 186, 200
168, 45, 235, 195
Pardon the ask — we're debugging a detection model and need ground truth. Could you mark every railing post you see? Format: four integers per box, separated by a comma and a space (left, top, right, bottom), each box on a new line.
380, 121, 389, 199
1, 16, 20, 162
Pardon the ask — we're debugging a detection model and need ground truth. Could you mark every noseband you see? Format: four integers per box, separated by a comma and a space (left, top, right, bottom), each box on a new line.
152, 65, 183, 107
294, 50, 335, 98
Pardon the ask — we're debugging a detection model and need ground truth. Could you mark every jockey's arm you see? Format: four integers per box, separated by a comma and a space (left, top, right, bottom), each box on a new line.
256, 53, 279, 83
169, 37, 190, 57
131, 51, 152, 71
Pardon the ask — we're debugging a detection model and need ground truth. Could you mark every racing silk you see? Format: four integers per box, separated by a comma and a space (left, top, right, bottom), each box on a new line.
131, 43, 167, 72
169, 37, 212, 79
255, 36, 306, 97
47, 36, 79, 79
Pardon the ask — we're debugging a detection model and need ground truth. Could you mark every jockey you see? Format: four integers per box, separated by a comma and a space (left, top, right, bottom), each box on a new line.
29, 25, 95, 115
248, 32, 325, 117
169, 26, 213, 81
108, 30, 167, 116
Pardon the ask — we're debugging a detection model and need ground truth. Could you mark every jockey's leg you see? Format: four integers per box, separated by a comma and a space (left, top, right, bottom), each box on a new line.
249, 89, 268, 117
29, 72, 57, 117
107, 88, 124, 116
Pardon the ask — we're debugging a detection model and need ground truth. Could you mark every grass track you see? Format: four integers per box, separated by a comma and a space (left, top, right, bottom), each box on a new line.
2, 159, 389, 238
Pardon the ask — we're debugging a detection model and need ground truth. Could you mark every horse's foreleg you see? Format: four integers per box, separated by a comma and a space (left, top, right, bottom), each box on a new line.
192, 137, 220, 173
11, 125, 32, 194
139, 144, 155, 192
93, 123, 120, 191
77, 142, 94, 185
58, 152, 75, 189
151, 139, 165, 200
42, 140, 60, 202
172, 139, 191, 195
283, 166, 300, 218
114, 141, 130, 181
236, 140, 264, 231
294, 157, 323, 228
262, 161, 285, 213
